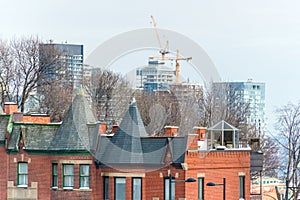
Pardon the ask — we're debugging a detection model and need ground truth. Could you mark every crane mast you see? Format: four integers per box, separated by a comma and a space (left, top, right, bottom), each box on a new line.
150, 16, 192, 83
149, 49, 192, 83
150, 15, 169, 61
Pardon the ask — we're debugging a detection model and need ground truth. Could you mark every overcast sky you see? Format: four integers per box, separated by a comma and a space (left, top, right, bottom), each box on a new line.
1, 0, 300, 131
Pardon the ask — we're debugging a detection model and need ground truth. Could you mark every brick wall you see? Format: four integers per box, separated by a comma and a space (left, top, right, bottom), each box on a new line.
97, 166, 187, 200
6, 150, 95, 200
2, 149, 251, 200
94, 149, 250, 200
185, 150, 251, 200
0, 146, 8, 198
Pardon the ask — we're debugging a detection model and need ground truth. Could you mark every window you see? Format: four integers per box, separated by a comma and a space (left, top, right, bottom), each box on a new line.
18, 162, 28, 186
63, 164, 74, 189
198, 177, 204, 200
52, 163, 58, 188
164, 178, 175, 200
80, 165, 90, 189
239, 176, 245, 199
115, 178, 126, 200
132, 178, 142, 200
104, 177, 109, 200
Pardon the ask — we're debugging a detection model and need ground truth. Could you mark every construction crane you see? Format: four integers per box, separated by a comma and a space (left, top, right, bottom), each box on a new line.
150, 15, 169, 61
149, 50, 192, 83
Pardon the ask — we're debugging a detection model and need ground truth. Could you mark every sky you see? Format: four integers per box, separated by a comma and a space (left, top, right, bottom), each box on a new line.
1, 0, 300, 132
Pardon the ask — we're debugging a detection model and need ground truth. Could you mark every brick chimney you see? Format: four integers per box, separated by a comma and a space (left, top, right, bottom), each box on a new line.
111, 124, 119, 134
165, 126, 179, 137
193, 126, 207, 141
187, 127, 207, 150
99, 123, 107, 135
4, 102, 18, 115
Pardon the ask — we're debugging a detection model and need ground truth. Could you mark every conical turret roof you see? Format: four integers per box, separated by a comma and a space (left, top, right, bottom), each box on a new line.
48, 93, 97, 151
100, 98, 148, 164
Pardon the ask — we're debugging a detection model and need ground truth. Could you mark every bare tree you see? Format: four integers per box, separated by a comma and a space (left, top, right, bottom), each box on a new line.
85, 68, 132, 124
261, 136, 281, 177
0, 36, 62, 112
0, 40, 14, 105
197, 83, 255, 138
135, 90, 181, 134
37, 81, 73, 122
135, 82, 253, 136
274, 102, 300, 200
135, 85, 205, 135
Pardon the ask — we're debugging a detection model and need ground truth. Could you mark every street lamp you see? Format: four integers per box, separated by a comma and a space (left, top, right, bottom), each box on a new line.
168, 174, 196, 200
206, 178, 226, 200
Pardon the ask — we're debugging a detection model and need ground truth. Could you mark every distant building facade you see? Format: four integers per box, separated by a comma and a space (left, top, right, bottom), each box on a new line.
136, 60, 176, 92
39, 42, 84, 89
169, 82, 203, 101
213, 79, 266, 137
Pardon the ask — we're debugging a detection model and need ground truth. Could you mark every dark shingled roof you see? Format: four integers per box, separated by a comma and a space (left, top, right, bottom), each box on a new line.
98, 99, 147, 164
48, 94, 97, 151
7, 125, 59, 151
0, 116, 9, 141
95, 98, 187, 167
7, 126, 20, 150
6, 93, 98, 153
170, 137, 187, 163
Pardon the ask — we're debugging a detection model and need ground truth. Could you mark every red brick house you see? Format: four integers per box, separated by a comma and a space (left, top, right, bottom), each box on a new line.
0, 95, 255, 200
0, 98, 97, 199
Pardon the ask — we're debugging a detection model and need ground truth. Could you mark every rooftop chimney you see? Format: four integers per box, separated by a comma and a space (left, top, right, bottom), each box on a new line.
99, 123, 107, 135
187, 127, 207, 150
4, 102, 18, 115
165, 126, 179, 137
193, 126, 207, 141
111, 124, 119, 134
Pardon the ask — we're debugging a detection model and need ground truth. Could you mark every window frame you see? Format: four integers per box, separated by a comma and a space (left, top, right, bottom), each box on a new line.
17, 162, 28, 187
103, 176, 109, 200
239, 176, 245, 199
114, 177, 126, 200
164, 177, 175, 200
132, 177, 142, 200
198, 177, 204, 200
79, 164, 90, 189
63, 164, 74, 189
52, 163, 58, 188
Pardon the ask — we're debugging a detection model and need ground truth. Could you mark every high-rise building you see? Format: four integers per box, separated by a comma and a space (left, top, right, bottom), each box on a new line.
136, 60, 176, 92
213, 79, 266, 137
39, 42, 84, 89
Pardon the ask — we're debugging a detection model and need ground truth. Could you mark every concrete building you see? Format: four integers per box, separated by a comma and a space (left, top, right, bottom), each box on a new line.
169, 82, 204, 101
0, 93, 262, 199
136, 60, 176, 92
39, 42, 84, 89
213, 79, 266, 137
